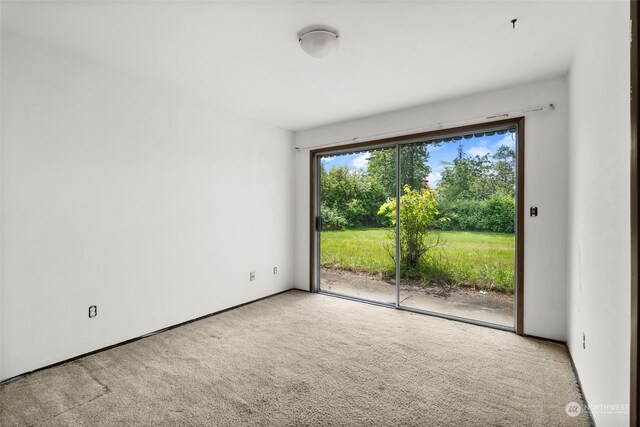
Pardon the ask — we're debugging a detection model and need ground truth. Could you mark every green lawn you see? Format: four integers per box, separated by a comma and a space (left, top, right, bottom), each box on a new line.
320, 228, 515, 292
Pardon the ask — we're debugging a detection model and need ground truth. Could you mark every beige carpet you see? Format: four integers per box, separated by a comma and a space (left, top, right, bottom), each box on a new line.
1, 290, 589, 426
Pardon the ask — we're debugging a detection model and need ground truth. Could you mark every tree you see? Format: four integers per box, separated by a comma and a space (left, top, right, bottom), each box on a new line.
492, 145, 516, 197
367, 144, 433, 196
438, 147, 482, 201
435, 143, 516, 233
437, 144, 515, 202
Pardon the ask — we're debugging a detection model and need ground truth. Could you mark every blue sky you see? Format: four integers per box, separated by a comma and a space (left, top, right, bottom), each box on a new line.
320, 131, 515, 186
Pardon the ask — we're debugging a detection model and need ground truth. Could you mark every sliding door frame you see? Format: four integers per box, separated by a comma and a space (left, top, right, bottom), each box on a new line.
309, 117, 525, 335
630, 1, 638, 425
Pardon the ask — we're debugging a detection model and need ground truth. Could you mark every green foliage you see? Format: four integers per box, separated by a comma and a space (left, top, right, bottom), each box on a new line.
378, 184, 439, 269
436, 143, 516, 233
436, 195, 514, 233
483, 195, 516, 233
438, 144, 515, 201
319, 138, 516, 233
318, 135, 518, 291
492, 145, 516, 197
368, 144, 433, 197
320, 204, 348, 230
320, 166, 389, 228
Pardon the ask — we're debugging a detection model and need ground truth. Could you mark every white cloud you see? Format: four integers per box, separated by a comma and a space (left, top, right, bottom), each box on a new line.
351, 153, 371, 169
492, 133, 516, 150
464, 133, 516, 158
467, 144, 491, 157
427, 170, 443, 186
320, 156, 335, 163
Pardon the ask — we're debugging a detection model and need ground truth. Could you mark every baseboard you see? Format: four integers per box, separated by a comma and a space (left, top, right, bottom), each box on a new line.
522, 333, 566, 345
521, 334, 594, 425
565, 346, 596, 426
3, 286, 595, 427
0, 288, 297, 385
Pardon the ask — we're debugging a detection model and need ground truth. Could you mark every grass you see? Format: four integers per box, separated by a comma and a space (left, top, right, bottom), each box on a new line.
320, 228, 515, 293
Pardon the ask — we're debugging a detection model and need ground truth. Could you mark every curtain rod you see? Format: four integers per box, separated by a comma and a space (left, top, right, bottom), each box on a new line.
294, 103, 555, 151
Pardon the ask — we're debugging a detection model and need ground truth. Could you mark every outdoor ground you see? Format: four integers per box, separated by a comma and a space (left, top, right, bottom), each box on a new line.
320, 268, 514, 326
320, 229, 515, 326
320, 229, 515, 292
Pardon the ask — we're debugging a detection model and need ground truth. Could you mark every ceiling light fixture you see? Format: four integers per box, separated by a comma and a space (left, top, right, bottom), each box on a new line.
298, 26, 339, 58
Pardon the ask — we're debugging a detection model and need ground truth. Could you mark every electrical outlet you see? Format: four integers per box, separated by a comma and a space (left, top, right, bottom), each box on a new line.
582, 333, 586, 349
273, 267, 278, 275
88, 305, 97, 318
250, 271, 255, 281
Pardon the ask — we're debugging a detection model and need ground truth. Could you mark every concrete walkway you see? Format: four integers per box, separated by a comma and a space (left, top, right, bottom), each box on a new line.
320, 268, 514, 327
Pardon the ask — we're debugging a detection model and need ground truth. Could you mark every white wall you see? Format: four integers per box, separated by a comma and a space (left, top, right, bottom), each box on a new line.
567, 2, 630, 426
294, 77, 569, 340
0, 32, 295, 381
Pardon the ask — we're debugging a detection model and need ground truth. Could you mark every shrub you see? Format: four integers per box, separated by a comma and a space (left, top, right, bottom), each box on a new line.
436, 195, 514, 233
320, 166, 390, 228
378, 182, 438, 270
481, 195, 515, 233
321, 204, 348, 230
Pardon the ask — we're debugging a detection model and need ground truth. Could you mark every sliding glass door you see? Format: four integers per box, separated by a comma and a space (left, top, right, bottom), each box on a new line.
314, 124, 519, 330
397, 131, 516, 327
316, 147, 397, 304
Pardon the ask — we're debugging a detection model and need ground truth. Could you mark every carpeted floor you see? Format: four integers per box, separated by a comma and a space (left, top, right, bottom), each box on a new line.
1, 290, 590, 426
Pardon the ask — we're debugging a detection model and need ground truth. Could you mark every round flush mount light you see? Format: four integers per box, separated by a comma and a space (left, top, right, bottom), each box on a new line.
298, 26, 339, 58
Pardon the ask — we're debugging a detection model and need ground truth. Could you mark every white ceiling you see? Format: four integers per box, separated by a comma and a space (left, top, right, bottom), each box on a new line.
1, 1, 592, 131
